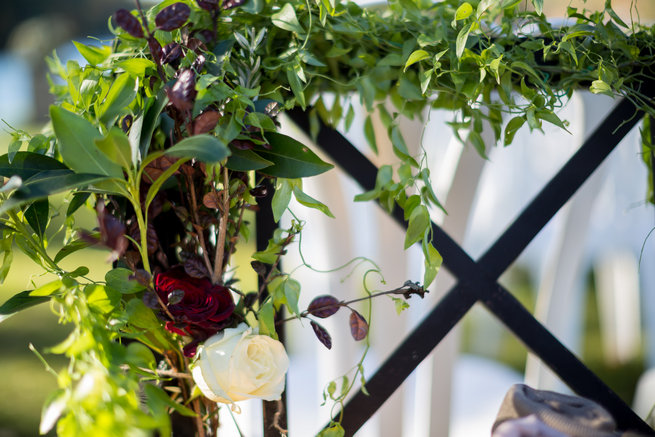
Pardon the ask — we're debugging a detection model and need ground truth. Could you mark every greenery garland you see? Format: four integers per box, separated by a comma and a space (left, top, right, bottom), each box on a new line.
0, 0, 654, 436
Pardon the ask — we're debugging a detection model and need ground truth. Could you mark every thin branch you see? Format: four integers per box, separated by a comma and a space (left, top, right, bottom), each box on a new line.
185, 171, 214, 276
276, 282, 427, 325
211, 167, 230, 284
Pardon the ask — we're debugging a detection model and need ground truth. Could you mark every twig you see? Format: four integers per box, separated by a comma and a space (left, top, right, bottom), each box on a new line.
276, 282, 427, 325
185, 171, 214, 276
211, 167, 230, 284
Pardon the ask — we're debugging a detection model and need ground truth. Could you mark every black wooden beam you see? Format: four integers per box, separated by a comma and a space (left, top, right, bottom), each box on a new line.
287, 94, 655, 436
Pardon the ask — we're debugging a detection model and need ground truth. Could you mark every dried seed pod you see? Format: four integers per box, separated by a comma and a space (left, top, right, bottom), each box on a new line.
121, 114, 133, 133
155, 3, 191, 31
349, 310, 368, 341
148, 36, 163, 64
311, 321, 332, 350
308, 295, 341, 318
167, 69, 197, 111
193, 111, 220, 135
114, 9, 144, 38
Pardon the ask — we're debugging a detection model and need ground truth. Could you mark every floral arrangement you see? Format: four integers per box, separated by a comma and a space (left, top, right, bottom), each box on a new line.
1, 0, 654, 435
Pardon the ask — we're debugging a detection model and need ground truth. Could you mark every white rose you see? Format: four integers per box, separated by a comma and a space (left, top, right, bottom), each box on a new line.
191, 323, 289, 404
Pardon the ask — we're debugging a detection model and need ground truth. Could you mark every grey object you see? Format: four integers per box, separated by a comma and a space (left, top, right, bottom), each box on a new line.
493, 384, 650, 437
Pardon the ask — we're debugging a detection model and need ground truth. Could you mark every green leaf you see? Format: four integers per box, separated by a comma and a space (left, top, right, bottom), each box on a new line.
66, 192, 91, 217
145, 383, 196, 418
590, 80, 614, 97
0, 171, 110, 216
272, 179, 294, 223
422, 240, 442, 287
318, 424, 345, 437
454, 2, 473, 21
531, 0, 543, 15
95, 127, 134, 170
225, 148, 274, 171
403, 50, 430, 71
50, 106, 123, 177
536, 110, 570, 132
24, 199, 49, 239
116, 58, 157, 76
0, 237, 13, 285
73, 41, 111, 66
271, 3, 304, 34
364, 115, 378, 154
456, 23, 472, 58
84, 283, 120, 314
504, 116, 526, 146
293, 185, 334, 218
258, 133, 334, 178
125, 342, 156, 369
392, 297, 410, 315
0, 280, 63, 323
105, 268, 145, 294
284, 278, 301, 315
54, 238, 93, 264
0, 290, 51, 323
287, 66, 306, 109
468, 130, 487, 158
258, 299, 278, 340
404, 205, 430, 249
0, 152, 69, 180
165, 134, 230, 163
97, 72, 137, 124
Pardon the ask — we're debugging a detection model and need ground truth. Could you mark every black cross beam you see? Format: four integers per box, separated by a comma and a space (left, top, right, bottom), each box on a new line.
287, 94, 655, 436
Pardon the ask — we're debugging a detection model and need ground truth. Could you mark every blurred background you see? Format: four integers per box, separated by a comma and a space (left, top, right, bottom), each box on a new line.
1, 1, 655, 436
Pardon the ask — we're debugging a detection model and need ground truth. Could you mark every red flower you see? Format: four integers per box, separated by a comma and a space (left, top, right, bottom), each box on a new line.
155, 268, 235, 342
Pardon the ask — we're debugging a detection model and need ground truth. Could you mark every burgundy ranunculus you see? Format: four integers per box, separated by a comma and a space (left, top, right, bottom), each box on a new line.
155, 268, 235, 346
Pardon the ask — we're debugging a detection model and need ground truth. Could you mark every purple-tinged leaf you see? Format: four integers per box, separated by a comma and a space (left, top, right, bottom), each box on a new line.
148, 37, 163, 64
308, 295, 340, 318
167, 69, 197, 111
96, 202, 128, 261
193, 111, 220, 135
250, 261, 266, 276
191, 53, 206, 72
249, 185, 268, 198
197, 0, 219, 10
222, 0, 246, 10
114, 9, 144, 38
155, 3, 191, 31
349, 310, 368, 341
167, 289, 185, 305
311, 321, 332, 350
162, 43, 183, 65
183, 257, 209, 278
